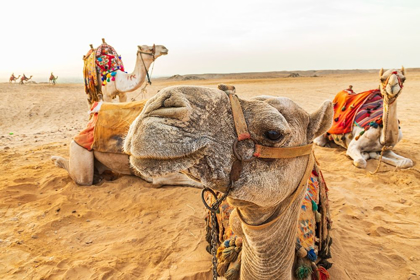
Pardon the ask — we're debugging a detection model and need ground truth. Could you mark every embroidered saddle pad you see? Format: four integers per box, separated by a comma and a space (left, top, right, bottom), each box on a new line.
328, 89, 381, 135
205, 163, 332, 278
74, 100, 148, 153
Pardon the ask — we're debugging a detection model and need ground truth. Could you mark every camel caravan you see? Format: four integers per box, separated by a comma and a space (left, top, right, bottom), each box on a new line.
9, 73, 32, 84
51, 37, 413, 280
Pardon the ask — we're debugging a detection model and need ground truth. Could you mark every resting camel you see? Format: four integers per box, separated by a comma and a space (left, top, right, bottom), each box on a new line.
49, 72, 58, 85
52, 85, 333, 279
314, 67, 413, 169
122, 86, 333, 280
19, 74, 32, 84
9, 73, 20, 83
84, 39, 168, 106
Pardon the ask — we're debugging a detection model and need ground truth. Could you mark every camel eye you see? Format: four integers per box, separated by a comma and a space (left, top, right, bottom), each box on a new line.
401, 77, 406, 82
265, 130, 283, 141
380, 77, 386, 82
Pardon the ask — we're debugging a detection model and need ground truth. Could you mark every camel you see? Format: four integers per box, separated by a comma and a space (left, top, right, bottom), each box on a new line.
314, 67, 413, 169
9, 73, 21, 83
49, 72, 58, 85
84, 39, 168, 106
19, 74, 32, 84
122, 86, 333, 280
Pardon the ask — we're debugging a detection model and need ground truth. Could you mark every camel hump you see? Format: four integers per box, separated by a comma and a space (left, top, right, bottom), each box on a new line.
218, 84, 236, 94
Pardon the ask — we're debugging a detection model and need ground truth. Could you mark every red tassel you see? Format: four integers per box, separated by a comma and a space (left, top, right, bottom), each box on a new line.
318, 266, 330, 280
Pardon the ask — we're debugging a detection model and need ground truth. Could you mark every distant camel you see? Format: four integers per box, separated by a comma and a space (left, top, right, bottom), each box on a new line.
49, 73, 58, 85
9, 73, 21, 83
19, 74, 33, 85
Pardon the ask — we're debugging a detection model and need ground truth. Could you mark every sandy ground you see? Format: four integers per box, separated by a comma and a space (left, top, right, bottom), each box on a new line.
1, 71, 420, 280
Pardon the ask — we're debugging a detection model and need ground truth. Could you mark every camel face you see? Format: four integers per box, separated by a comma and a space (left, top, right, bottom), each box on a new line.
138, 44, 168, 59
125, 86, 331, 208
380, 68, 405, 98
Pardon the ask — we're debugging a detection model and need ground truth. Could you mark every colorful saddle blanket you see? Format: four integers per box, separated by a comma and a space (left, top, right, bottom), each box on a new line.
83, 42, 125, 104
328, 89, 381, 135
205, 164, 332, 279
73, 100, 148, 153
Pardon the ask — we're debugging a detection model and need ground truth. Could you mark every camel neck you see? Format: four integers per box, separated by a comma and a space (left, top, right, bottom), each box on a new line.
380, 97, 399, 146
115, 53, 154, 93
237, 193, 305, 280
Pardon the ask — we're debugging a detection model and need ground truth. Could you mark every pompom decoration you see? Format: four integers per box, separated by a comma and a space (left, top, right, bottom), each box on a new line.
111, 77, 115, 81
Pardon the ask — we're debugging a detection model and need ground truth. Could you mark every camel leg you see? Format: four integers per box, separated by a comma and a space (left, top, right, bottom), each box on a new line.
51, 141, 94, 185
152, 173, 203, 188
118, 92, 127, 103
346, 140, 369, 168
369, 150, 414, 168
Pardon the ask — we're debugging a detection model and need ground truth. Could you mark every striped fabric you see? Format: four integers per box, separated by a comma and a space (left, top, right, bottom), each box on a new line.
354, 91, 383, 128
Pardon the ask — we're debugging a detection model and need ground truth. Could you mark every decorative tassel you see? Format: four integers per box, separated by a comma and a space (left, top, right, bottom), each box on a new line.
307, 249, 317, 262
311, 200, 318, 211
217, 246, 225, 259
311, 262, 320, 280
222, 247, 239, 263
350, 104, 355, 109
224, 240, 230, 248
341, 106, 346, 111
225, 262, 240, 280
297, 247, 307, 258
217, 261, 229, 276
295, 264, 313, 280
318, 266, 330, 280
229, 237, 237, 247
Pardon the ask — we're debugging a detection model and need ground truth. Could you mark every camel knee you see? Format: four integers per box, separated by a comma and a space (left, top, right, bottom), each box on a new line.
353, 158, 367, 169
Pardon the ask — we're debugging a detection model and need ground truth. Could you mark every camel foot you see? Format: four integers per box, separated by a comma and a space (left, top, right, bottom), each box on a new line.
397, 158, 414, 169
353, 158, 367, 169
314, 135, 328, 147
51, 156, 69, 171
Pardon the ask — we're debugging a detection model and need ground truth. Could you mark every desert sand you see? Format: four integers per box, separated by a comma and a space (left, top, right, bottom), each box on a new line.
1, 70, 419, 280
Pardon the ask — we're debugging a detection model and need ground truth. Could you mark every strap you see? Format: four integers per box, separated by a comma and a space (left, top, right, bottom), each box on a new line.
236, 152, 315, 230
229, 94, 251, 141
254, 143, 313, 159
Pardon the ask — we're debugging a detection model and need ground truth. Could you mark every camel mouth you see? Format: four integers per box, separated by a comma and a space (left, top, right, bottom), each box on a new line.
129, 147, 206, 178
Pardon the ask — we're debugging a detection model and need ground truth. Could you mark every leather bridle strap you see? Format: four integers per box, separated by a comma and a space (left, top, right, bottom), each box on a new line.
236, 152, 315, 230
138, 44, 156, 85
228, 92, 314, 160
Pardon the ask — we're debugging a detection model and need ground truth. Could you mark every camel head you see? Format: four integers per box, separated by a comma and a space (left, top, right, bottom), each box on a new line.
137, 44, 168, 59
124, 86, 332, 208
379, 67, 406, 101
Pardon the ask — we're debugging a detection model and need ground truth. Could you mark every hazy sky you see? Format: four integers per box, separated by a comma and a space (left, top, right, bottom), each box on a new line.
1, 0, 419, 82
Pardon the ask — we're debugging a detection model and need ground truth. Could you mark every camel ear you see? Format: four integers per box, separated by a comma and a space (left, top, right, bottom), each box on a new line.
401, 66, 405, 75
137, 45, 142, 51
379, 68, 384, 77
307, 101, 333, 142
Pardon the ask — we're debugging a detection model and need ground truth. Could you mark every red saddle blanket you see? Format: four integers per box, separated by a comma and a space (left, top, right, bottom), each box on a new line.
328, 89, 381, 135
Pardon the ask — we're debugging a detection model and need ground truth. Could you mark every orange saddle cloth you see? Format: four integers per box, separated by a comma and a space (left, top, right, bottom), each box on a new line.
328, 89, 379, 135
74, 100, 148, 153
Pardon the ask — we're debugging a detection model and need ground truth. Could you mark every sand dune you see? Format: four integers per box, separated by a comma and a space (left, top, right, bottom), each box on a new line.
1, 70, 419, 279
